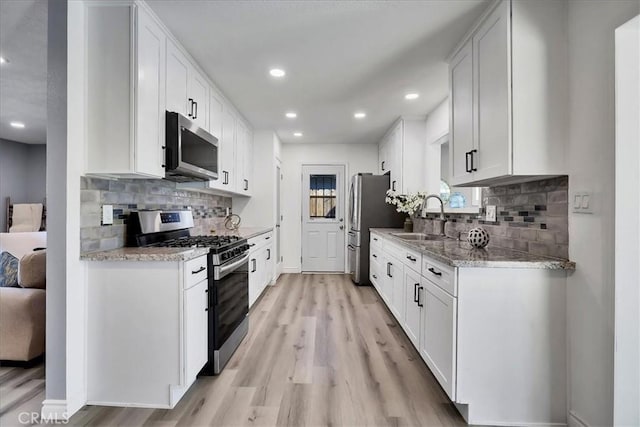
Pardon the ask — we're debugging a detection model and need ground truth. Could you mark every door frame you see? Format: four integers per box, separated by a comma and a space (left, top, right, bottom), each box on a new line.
275, 157, 283, 280
300, 163, 348, 273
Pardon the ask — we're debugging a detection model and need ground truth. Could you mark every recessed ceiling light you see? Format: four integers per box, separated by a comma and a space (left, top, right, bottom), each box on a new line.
405, 93, 420, 100
269, 68, 286, 78
354, 112, 366, 119
285, 112, 297, 119
10, 121, 25, 128
0, 56, 8, 64
293, 132, 303, 137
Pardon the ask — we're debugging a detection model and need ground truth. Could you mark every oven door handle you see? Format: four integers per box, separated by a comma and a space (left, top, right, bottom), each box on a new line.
215, 253, 250, 280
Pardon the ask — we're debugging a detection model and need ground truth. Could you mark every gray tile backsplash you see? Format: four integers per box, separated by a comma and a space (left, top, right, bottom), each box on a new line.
414, 176, 569, 259
80, 177, 231, 252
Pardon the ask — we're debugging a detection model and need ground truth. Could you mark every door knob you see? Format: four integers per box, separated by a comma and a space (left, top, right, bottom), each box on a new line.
339, 218, 344, 222
339, 225, 344, 230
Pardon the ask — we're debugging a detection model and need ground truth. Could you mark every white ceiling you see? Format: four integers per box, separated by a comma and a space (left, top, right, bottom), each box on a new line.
148, 0, 489, 145
0, 0, 47, 145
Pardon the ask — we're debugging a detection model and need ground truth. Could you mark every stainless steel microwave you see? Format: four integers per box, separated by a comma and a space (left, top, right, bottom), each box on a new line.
164, 111, 218, 182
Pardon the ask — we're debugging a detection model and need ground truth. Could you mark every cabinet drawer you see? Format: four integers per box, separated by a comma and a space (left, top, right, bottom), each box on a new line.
386, 240, 422, 272
184, 255, 208, 289
369, 259, 381, 289
422, 257, 455, 296
370, 245, 382, 265
248, 231, 274, 252
370, 233, 383, 250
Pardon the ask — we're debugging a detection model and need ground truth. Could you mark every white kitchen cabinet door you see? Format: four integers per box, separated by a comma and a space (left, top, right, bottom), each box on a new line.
403, 267, 422, 348
184, 279, 208, 384
378, 254, 391, 304
386, 254, 404, 321
209, 90, 223, 141
220, 109, 237, 191
420, 278, 457, 401
449, 41, 475, 186
166, 40, 190, 117
189, 68, 209, 131
243, 128, 254, 195
378, 137, 389, 175
235, 121, 249, 194
264, 243, 274, 285
248, 251, 260, 308
472, 1, 510, 182
388, 124, 403, 193
134, 6, 165, 178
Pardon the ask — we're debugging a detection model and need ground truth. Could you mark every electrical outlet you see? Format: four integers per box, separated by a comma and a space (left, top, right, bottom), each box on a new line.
102, 205, 114, 225
486, 205, 497, 222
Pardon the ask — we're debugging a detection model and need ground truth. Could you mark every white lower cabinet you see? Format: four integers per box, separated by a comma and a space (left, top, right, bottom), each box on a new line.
183, 279, 208, 385
371, 231, 568, 425
420, 277, 457, 401
403, 267, 422, 348
86, 254, 210, 409
248, 232, 274, 308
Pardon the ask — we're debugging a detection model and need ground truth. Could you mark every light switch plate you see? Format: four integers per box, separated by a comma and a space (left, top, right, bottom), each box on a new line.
486, 205, 497, 222
102, 205, 114, 225
572, 191, 593, 214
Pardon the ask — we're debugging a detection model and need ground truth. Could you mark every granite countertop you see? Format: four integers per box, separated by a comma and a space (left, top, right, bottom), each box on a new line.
207, 227, 273, 240
80, 247, 210, 262
370, 228, 576, 270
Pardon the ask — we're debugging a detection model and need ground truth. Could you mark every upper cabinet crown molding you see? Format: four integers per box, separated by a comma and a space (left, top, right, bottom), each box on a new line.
448, 0, 568, 187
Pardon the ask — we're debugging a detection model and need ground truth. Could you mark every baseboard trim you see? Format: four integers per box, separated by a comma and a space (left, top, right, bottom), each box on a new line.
282, 267, 301, 274
41, 399, 69, 421
568, 410, 590, 427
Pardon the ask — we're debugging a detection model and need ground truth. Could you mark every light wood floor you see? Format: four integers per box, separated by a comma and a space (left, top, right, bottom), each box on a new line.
1, 274, 465, 426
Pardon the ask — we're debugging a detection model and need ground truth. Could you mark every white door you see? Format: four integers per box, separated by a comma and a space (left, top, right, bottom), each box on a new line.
184, 280, 208, 383
301, 165, 345, 272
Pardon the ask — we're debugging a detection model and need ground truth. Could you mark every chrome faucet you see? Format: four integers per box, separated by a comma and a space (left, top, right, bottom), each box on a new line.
421, 194, 446, 235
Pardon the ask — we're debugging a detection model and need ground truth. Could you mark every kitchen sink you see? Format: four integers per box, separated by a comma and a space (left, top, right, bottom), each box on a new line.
391, 232, 449, 241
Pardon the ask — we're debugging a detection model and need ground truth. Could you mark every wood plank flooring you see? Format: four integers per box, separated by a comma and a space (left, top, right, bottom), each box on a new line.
0, 274, 465, 426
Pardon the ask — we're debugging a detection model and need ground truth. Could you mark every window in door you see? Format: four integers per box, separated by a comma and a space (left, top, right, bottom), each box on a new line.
309, 174, 337, 218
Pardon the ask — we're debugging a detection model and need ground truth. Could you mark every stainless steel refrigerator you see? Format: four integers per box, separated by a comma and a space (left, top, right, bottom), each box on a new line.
348, 173, 405, 285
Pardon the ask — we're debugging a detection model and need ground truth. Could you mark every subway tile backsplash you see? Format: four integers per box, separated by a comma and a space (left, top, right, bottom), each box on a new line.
80, 177, 231, 253
414, 176, 569, 259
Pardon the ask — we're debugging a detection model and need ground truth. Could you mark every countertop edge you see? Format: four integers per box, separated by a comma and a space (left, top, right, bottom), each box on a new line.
370, 228, 576, 271
80, 247, 210, 262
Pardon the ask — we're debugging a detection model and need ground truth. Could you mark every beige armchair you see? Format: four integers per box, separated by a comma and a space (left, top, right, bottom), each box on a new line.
0, 232, 46, 362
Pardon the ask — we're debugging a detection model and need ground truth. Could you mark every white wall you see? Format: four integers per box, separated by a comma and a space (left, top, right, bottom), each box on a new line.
280, 143, 378, 272
614, 14, 639, 427
566, 2, 640, 427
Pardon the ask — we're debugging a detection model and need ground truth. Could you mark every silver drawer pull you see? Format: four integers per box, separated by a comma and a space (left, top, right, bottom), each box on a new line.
428, 267, 442, 277
191, 266, 206, 275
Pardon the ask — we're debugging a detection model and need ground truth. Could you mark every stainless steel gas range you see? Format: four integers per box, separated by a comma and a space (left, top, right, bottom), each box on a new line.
127, 210, 249, 375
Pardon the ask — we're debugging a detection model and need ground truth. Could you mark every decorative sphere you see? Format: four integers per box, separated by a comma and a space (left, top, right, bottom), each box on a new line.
467, 227, 490, 248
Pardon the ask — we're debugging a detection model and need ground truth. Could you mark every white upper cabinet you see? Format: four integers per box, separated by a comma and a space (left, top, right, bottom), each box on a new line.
449, 0, 568, 187
189, 69, 209, 130
209, 90, 224, 141
165, 40, 190, 117
449, 42, 474, 185
235, 122, 253, 196
85, 3, 166, 179
377, 118, 427, 194
220, 109, 237, 192
165, 39, 209, 131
